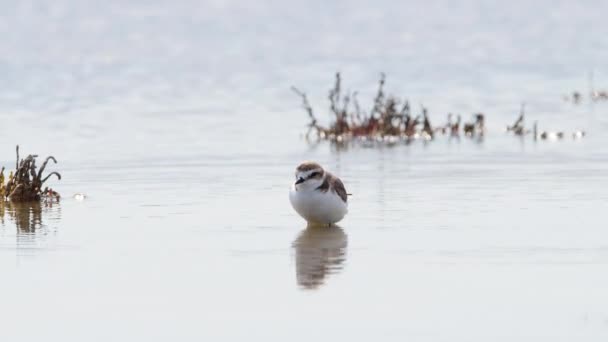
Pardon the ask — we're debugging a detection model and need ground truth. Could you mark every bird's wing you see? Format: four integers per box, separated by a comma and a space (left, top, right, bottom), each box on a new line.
331, 177, 348, 203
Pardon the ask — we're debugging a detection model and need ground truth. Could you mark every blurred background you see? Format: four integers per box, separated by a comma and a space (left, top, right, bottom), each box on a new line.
1, 1, 608, 341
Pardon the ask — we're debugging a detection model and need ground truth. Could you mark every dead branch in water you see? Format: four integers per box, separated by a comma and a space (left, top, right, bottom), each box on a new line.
1, 145, 61, 202
291, 86, 328, 139
292, 72, 462, 142
293, 73, 587, 146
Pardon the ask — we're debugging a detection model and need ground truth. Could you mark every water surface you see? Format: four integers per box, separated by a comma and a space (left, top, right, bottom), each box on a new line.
1, 1, 608, 341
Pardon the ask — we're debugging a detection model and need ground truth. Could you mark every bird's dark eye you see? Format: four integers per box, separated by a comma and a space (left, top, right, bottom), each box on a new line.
309, 172, 319, 178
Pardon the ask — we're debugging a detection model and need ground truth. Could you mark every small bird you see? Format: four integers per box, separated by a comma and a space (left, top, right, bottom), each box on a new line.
289, 162, 348, 226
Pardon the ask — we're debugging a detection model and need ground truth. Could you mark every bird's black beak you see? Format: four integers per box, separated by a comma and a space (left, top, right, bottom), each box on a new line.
295, 177, 305, 185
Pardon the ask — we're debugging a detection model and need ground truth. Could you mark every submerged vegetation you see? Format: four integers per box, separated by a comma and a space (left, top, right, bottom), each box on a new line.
0, 145, 61, 202
293, 73, 587, 146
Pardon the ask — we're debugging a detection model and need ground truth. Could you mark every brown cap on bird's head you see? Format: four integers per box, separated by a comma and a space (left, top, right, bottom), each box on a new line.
296, 161, 323, 173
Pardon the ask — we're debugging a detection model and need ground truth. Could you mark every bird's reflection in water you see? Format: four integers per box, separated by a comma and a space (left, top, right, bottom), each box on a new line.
292, 225, 348, 290
0, 199, 60, 234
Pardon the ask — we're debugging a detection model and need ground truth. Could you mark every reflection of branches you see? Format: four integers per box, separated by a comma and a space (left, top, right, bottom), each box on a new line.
0, 198, 60, 234
1, 200, 42, 233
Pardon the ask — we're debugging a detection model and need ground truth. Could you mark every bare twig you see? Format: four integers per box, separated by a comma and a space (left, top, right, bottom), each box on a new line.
3, 146, 61, 202
291, 86, 327, 138
328, 72, 342, 119
370, 73, 386, 117
291, 86, 316, 122
352, 91, 361, 120
36, 156, 57, 184
399, 100, 410, 117
41, 172, 62, 184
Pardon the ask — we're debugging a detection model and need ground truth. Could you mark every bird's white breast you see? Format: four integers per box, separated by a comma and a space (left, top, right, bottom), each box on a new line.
289, 185, 348, 225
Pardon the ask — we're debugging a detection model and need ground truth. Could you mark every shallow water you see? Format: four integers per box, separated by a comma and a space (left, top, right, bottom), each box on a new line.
1, 1, 608, 341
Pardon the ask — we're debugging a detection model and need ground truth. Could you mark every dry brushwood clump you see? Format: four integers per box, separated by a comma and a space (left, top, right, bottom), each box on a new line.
293, 73, 587, 146
292, 72, 410, 141
0, 145, 61, 202
292, 73, 485, 144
